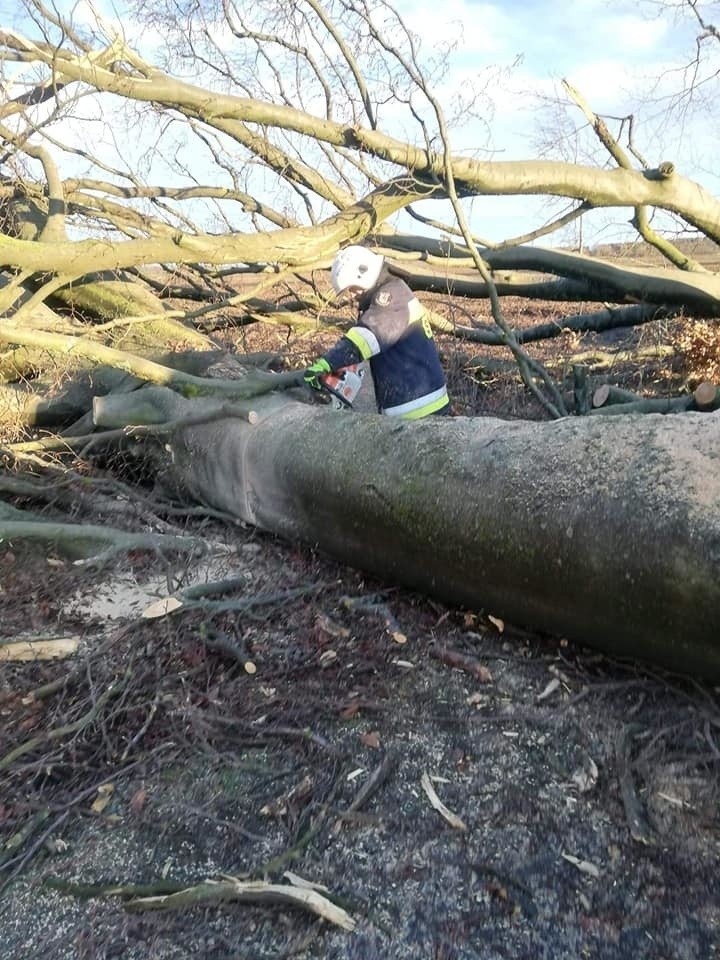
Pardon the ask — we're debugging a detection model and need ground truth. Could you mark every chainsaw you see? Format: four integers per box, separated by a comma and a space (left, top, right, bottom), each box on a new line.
317, 363, 365, 409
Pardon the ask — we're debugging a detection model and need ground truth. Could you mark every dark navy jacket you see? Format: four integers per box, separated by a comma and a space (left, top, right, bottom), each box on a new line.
322, 275, 449, 418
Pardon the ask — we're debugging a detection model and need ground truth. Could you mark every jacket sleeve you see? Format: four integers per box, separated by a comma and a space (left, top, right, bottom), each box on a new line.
321, 335, 364, 370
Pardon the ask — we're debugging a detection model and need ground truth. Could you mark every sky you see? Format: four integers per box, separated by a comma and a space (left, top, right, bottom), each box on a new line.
400, 0, 717, 244
2, 0, 717, 247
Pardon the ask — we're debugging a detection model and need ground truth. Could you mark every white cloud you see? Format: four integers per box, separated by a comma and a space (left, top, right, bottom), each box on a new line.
409, 0, 514, 56
602, 13, 669, 53
390, 0, 720, 240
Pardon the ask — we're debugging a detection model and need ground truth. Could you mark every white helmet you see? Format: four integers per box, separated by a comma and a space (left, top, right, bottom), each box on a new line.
331, 245, 384, 294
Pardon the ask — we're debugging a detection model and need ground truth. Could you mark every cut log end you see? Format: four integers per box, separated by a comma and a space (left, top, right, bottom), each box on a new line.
693, 381, 718, 411
592, 384, 639, 408
592, 384, 610, 408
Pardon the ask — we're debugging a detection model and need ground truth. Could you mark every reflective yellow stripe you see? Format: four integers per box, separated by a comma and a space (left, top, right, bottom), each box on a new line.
399, 393, 450, 420
383, 387, 449, 419
407, 297, 424, 322
346, 327, 379, 360
407, 300, 433, 338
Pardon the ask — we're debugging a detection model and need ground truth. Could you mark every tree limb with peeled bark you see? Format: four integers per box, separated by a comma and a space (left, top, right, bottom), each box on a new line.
2, 0, 720, 677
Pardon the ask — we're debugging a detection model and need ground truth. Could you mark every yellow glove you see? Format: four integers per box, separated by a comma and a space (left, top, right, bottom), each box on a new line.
303, 357, 331, 391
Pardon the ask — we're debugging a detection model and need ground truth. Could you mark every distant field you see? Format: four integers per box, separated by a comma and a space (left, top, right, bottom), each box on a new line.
586, 238, 720, 271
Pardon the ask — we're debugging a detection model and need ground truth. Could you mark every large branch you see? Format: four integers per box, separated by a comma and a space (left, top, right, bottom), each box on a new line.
0, 325, 299, 398
102, 390, 720, 680
0, 182, 424, 274
389, 242, 720, 315
65, 180, 296, 231
4, 32, 720, 238
4, 187, 720, 319
481, 246, 720, 310
432, 304, 677, 346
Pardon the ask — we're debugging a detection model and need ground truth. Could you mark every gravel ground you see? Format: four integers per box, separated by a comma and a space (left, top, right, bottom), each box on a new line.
1, 530, 718, 960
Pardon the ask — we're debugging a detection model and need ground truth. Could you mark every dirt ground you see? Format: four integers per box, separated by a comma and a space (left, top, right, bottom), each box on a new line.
1, 298, 719, 959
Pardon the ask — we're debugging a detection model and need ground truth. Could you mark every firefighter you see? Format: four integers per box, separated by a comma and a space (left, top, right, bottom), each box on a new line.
304, 246, 450, 418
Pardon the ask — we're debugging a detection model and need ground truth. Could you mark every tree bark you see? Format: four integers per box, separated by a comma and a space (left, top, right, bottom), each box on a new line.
99, 390, 720, 680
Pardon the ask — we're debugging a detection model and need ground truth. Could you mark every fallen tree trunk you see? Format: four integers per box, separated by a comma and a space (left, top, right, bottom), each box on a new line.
96, 389, 720, 680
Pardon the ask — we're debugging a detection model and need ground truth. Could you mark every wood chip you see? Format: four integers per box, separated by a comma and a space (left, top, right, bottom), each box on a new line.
561, 852, 601, 877
360, 731, 380, 749
90, 784, 114, 814
141, 596, 183, 619
537, 677, 561, 702
420, 771, 468, 832
0, 637, 80, 661
656, 791, 692, 809
318, 649, 337, 666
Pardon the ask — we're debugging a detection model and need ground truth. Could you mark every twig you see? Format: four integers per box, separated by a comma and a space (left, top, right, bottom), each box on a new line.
430, 646, 492, 683
21, 625, 136, 704
420, 772, 468, 831
0, 809, 50, 869
179, 804, 265, 842
120, 695, 159, 761
333, 751, 399, 833
142, 582, 328, 620
261, 769, 347, 876
43, 877, 188, 899
251, 725, 342, 756
340, 594, 402, 635
124, 876, 356, 931
0, 518, 201, 564
178, 576, 257, 601
0, 671, 129, 772
260, 821, 328, 878
0, 811, 69, 897
615, 726, 653, 844
201, 629, 254, 670
47, 743, 179, 815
